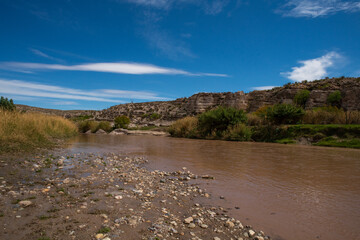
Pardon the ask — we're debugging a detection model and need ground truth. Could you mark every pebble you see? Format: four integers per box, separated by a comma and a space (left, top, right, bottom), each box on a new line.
200, 224, 208, 229
225, 221, 235, 228
188, 223, 196, 228
214, 237, 221, 240
95, 233, 104, 239
19, 200, 32, 207
249, 230, 256, 237
184, 217, 194, 224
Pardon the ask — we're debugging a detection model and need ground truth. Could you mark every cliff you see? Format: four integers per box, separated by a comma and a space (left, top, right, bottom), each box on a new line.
16, 77, 360, 126
96, 77, 360, 125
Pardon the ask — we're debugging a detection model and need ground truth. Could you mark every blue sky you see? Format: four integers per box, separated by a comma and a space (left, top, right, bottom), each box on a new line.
0, 0, 359, 110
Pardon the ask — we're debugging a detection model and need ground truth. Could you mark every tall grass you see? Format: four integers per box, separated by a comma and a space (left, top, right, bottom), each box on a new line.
302, 107, 360, 124
0, 110, 78, 153
168, 117, 198, 138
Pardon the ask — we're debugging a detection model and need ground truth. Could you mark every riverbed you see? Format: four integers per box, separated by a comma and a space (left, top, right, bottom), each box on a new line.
66, 134, 360, 240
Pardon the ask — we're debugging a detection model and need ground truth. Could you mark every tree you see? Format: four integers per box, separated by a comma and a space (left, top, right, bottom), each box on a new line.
293, 89, 310, 108
114, 115, 130, 129
197, 106, 247, 137
0, 96, 16, 111
266, 104, 305, 125
327, 90, 342, 108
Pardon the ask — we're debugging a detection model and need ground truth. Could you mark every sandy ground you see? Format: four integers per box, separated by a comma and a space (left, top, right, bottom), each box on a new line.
0, 150, 270, 240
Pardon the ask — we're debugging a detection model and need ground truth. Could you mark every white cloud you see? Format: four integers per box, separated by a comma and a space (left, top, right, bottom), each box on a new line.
280, 0, 360, 18
0, 61, 227, 77
52, 101, 79, 105
252, 86, 278, 91
29, 48, 63, 62
282, 52, 341, 82
0, 78, 171, 103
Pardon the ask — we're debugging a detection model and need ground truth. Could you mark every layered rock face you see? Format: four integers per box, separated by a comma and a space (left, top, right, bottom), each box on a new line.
96, 77, 360, 124
16, 77, 360, 125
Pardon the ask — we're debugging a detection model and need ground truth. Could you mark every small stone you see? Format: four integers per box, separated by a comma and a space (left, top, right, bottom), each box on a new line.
95, 233, 104, 239
249, 230, 256, 237
184, 217, 194, 224
225, 221, 234, 228
103, 238, 111, 240
19, 200, 32, 207
16, 215, 21, 218
214, 237, 221, 240
63, 178, 71, 184
255, 237, 264, 240
200, 224, 208, 229
114, 195, 122, 200
220, 196, 225, 199
188, 223, 196, 228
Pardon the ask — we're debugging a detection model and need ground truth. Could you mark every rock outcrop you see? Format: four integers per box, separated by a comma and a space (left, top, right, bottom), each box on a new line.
16, 77, 360, 125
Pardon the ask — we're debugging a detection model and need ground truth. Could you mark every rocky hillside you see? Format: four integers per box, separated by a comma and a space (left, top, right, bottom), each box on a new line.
96, 77, 360, 125
17, 77, 360, 126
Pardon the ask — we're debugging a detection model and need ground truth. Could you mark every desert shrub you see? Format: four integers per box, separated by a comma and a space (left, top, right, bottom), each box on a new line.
114, 115, 130, 129
266, 104, 305, 125
78, 121, 99, 133
150, 113, 161, 120
71, 115, 93, 122
327, 90, 342, 107
246, 113, 263, 126
197, 106, 247, 137
293, 90, 310, 107
254, 105, 271, 120
168, 117, 198, 138
0, 111, 77, 152
0, 96, 16, 111
223, 123, 252, 141
97, 121, 113, 133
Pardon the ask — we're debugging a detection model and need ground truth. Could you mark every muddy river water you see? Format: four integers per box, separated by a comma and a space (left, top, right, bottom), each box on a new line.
66, 134, 360, 240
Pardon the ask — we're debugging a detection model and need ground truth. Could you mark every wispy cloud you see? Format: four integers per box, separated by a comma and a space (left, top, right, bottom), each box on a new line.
125, 0, 230, 15
252, 86, 278, 91
279, 0, 360, 18
282, 52, 341, 82
0, 78, 171, 104
52, 101, 79, 106
29, 48, 64, 62
0, 61, 228, 76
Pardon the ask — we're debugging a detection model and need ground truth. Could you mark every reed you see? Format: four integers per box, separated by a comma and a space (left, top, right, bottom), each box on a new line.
0, 110, 78, 153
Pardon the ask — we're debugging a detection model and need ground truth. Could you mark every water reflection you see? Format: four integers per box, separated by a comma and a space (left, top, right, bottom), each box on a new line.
67, 135, 360, 240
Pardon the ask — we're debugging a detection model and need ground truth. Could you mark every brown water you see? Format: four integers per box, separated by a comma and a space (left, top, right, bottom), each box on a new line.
67, 135, 360, 240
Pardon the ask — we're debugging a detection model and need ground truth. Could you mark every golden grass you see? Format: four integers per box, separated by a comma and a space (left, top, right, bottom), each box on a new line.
302, 108, 360, 124
168, 116, 198, 138
0, 110, 78, 153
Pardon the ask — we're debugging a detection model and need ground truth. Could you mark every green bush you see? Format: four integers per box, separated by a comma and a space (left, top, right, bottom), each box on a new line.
327, 90, 342, 107
0, 96, 16, 111
251, 125, 290, 142
97, 121, 113, 133
223, 123, 252, 141
197, 106, 247, 137
114, 115, 130, 129
77, 121, 99, 133
150, 113, 161, 120
293, 90, 310, 107
266, 104, 305, 125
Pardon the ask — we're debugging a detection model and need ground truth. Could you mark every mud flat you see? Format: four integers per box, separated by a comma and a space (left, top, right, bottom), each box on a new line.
0, 151, 269, 240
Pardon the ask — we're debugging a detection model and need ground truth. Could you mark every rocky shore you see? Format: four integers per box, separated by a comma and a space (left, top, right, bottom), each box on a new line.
0, 151, 269, 240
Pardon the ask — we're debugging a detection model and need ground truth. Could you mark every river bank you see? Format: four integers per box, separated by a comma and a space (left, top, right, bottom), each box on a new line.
0, 150, 269, 240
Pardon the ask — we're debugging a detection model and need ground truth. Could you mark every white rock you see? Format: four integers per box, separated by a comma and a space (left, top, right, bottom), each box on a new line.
19, 200, 32, 207
184, 217, 194, 224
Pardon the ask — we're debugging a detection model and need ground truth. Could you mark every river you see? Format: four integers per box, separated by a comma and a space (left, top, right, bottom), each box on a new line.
66, 134, 360, 240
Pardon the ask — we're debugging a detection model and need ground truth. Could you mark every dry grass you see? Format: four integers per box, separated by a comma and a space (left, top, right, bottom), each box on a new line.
302, 107, 360, 124
0, 110, 78, 153
168, 117, 198, 138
